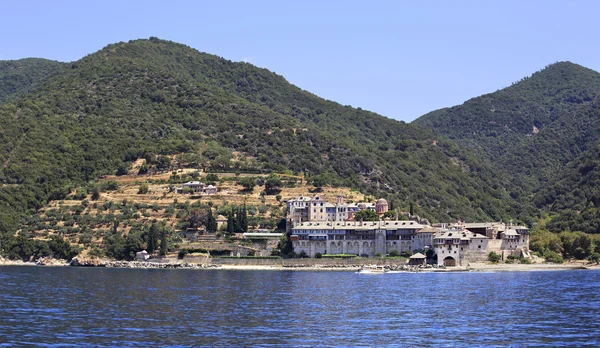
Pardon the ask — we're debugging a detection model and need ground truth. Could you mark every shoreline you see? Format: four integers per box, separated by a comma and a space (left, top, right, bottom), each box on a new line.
1, 257, 597, 272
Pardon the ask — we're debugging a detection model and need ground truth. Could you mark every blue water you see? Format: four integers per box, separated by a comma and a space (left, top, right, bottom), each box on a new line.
0, 267, 599, 347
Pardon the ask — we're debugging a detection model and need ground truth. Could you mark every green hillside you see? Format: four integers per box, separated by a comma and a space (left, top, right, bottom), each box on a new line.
414, 62, 600, 160
534, 140, 600, 234
413, 62, 600, 233
0, 58, 66, 103
0, 38, 525, 242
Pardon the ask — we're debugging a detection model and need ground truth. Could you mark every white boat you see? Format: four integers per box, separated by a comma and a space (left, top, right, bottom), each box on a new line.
358, 265, 386, 274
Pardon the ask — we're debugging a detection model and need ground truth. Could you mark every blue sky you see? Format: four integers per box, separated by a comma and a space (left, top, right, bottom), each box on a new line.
1, 0, 598, 122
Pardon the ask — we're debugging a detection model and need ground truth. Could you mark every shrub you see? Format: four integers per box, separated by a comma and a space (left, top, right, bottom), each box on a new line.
544, 250, 564, 264
314, 252, 322, 259
388, 250, 400, 257
589, 252, 600, 264
488, 251, 501, 263
138, 183, 149, 194
178, 249, 188, 259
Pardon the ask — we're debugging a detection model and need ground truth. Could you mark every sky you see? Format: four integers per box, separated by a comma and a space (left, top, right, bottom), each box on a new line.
1, 0, 599, 122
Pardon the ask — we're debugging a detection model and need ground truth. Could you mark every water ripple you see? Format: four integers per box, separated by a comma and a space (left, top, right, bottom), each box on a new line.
0, 267, 600, 346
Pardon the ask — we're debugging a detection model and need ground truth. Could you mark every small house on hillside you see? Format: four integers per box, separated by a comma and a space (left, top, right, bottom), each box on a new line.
135, 250, 150, 261
216, 215, 227, 230
176, 181, 217, 195
180, 226, 206, 242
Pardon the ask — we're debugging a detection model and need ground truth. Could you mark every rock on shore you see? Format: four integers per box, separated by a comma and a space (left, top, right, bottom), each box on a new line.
104, 261, 219, 269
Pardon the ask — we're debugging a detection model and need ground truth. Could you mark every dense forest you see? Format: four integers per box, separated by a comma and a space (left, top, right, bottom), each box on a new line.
414, 62, 600, 234
0, 38, 526, 236
0, 58, 66, 103
0, 38, 599, 261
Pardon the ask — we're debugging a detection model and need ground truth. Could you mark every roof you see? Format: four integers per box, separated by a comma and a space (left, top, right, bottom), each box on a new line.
376, 198, 388, 204
463, 222, 496, 229
292, 220, 428, 231
183, 181, 203, 186
415, 227, 441, 233
243, 233, 283, 239
502, 229, 519, 236
434, 229, 489, 240
348, 203, 375, 208
286, 196, 312, 202
409, 252, 426, 259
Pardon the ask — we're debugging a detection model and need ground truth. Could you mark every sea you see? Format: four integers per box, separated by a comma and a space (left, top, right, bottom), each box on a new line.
0, 267, 599, 347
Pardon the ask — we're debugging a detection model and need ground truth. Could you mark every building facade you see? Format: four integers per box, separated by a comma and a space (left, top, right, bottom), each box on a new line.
291, 220, 428, 257
433, 228, 489, 267
176, 181, 217, 195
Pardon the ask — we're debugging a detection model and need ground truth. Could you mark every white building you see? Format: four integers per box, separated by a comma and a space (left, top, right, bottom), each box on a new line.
500, 226, 530, 256
291, 220, 428, 258
433, 228, 489, 267
176, 181, 217, 195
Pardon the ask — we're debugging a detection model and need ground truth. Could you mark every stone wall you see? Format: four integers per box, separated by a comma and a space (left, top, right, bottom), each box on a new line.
293, 239, 416, 258
183, 257, 410, 267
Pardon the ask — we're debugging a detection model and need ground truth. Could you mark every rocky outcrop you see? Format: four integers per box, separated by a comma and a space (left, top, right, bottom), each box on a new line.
70, 258, 107, 267
104, 261, 219, 269
35, 257, 69, 266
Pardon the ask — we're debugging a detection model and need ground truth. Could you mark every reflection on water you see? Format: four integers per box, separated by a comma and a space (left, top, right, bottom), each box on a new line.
0, 267, 599, 346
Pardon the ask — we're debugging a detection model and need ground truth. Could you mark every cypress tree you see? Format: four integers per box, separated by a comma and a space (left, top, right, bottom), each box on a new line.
207, 208, 217, 233
235, 206, 242, 232
241, 203, 248, 232
227, 207, 235, 234
147, 223, 157, 253
160, 228, 168, 256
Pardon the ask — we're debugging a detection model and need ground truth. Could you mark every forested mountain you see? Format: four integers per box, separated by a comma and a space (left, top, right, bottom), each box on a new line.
0, 58, 66, 103
413, 62, 600, 233
0, 38, 525, 236
534, 141, 600, 234
414, 62, 600, 160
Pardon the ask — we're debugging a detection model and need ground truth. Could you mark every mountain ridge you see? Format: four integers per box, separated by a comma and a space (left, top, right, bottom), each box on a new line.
413, 61, 600, 232
0, 58, 67, 103
0, 37, 524, 237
